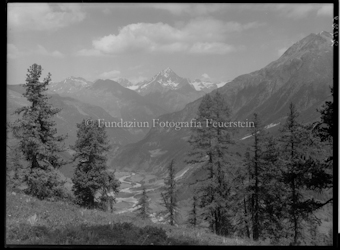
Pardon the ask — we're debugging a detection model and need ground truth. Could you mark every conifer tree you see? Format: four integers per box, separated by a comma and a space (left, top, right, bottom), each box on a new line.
278, 103, 332, 245
231, 151, 251, 238
71, 119, 120, 209
278, 103, 309, 244
260, 136, 287, 242
99, 170, 120, 212
233, 116, 287, 242
135, 186, 151, 219
6, 143, 26, 188
247, 113, 266, 240
161, 159, 179, 226
234, 114, 268, 240
311, 86, 333, 190
187, 92, 234, 236
315, 87, 333, 144
11, 64, 66, 199
187, 195, 198, 227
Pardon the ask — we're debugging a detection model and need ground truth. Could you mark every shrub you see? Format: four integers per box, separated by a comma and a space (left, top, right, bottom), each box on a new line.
25, 168, 66, 200
139, 226, 168, 245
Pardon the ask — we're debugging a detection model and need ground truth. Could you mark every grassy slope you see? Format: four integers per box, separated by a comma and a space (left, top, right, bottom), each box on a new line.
6, 190, 260, 246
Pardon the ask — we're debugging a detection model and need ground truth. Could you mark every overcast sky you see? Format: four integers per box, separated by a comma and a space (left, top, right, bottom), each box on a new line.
7, 3, 333, 85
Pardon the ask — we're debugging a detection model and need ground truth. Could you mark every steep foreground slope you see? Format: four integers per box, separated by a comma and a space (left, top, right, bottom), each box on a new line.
112, 31, 333, 175
6, 190, 260, 245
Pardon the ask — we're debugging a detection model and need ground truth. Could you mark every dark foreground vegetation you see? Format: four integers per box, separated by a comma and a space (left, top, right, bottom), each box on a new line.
6, 190, 262, 245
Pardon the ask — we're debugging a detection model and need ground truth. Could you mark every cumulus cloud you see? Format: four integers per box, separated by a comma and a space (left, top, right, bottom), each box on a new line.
36, 45, 64, 58
189, 42, 237, 55
8, 44, 65, 59
128, 76, 149, 84
201, 73, 210, 79
8, 3, 86, 31
87, 18, 263, 56
98, 70, 121, 80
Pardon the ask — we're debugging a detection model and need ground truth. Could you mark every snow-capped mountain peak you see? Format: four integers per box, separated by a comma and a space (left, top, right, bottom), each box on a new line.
115, 78, 141, 90
190, 78, 216, 92
49, 76, 93, 93
189, 78, 230, 92
116, 78, 133, 87
62, 76, 92, 87
160, 67, 174, 78
136, 68, 192, 94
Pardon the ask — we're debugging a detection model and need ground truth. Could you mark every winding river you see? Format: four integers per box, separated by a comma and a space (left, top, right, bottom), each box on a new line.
115, 173, 140, 213
114, 172, 165, 223
113, 167, 192, 222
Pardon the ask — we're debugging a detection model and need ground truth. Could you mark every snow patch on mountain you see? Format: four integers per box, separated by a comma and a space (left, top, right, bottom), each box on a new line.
126, 85, 140, 90
49, 76, 93, 93
216, 81, 229, 88
190, 79, 216, 91
240, 122, 280, 140
161, 67, 172, 78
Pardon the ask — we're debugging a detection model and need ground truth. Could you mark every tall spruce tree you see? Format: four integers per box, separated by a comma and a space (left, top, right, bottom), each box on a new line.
311, 86, 333, 191
278, 103, 309, 244
247, 113, 266, 241
135, 186, 151, 219
187, 195, 198, 227
11, 64, 66, 199
260, 136, 287, 242
315, 87, 333, 144
231, 151, 252, 239
278, 103, 332, 245
187, 92, 234, 236
71, 119, 120, 209
233, 113, 268, 240
161, 159, 179, 226
6, 143, 26, 188
99, 170, 120, 212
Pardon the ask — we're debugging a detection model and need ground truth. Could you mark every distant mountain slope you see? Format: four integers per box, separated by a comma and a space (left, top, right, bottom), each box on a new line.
7, 84, 137, 147
143, 88, 205, 113
115, 78, 136, 89
48, 78, 167, 138
218, 31, 333, 125
112, 31, 333, 175
189, 78, 218, 92
50, 76, 93, 92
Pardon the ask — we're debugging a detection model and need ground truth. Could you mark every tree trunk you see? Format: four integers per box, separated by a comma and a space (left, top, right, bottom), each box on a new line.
244, 197, 250, 238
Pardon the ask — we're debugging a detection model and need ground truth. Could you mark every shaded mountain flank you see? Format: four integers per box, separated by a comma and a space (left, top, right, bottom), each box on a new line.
111, 31, 333, 176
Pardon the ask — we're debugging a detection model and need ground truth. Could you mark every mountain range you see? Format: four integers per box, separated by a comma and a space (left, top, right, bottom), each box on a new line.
115, 67, 227, 94
6, 31, 333, 180
111, 31, 333, 176
48, 68, 228, 124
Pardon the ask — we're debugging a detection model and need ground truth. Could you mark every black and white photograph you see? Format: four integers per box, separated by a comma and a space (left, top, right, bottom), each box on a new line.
6, 2, 335, 246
